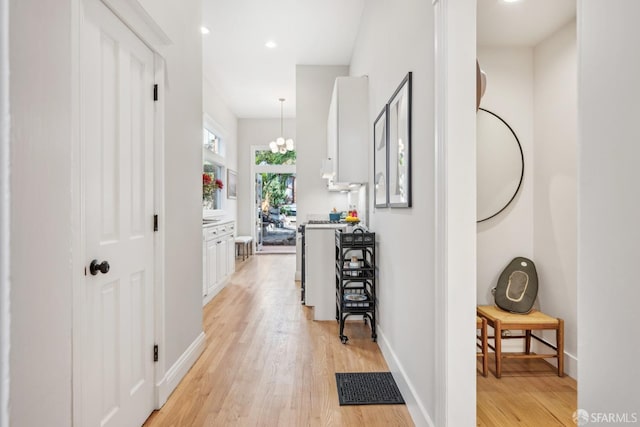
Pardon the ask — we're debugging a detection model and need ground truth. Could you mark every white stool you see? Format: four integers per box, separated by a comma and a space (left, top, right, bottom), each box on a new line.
235, 236, 253, 261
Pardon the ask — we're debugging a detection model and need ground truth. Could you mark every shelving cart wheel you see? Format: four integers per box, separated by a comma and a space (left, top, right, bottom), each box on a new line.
341, 335, 349, 344
372, 335, 377, 342
363, 317, 368, 325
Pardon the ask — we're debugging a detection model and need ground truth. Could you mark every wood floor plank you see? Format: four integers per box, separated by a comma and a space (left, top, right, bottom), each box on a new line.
144, 254, 413, 427
477, 355, 577, 426
144, 254, 576, 426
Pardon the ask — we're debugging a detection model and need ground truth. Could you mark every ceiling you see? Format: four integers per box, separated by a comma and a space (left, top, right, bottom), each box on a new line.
477, 0, 576, 47
202, 0, 365, 119
201, 0, 576, 119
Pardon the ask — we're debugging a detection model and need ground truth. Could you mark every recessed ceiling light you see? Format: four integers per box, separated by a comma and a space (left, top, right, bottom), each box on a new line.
265, 40, 277, 49
200, 26, 210, 35
503, 0, 522, 3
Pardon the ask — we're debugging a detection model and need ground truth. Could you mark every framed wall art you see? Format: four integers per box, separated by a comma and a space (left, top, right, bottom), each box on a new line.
227, 169, 237, 199
374, 105, 389, 208
387, 72, 412, 208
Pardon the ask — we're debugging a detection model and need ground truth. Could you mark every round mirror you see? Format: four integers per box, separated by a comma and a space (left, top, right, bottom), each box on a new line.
477, 108, 524, 222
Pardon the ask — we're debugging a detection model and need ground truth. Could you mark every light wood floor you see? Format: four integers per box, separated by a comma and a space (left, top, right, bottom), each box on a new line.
477, 356, 577, 426
144, 254, 576, 426
144, 254, 412, 426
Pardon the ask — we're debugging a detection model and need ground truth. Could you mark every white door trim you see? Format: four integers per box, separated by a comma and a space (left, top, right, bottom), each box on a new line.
71, 2, 84, 424
152, 54, 167, 409
0, 0, 10, 423
100, 0, 171, 48
71, 0, 169, 424
433, 0, 477, 425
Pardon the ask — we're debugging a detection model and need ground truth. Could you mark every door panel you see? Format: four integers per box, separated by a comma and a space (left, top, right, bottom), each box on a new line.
216, 239, 227, 283
81, 0, 155, 425
207, 239, 217, 295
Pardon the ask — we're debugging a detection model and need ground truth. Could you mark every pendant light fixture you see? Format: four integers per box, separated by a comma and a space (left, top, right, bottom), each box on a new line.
269, 98, 294, 154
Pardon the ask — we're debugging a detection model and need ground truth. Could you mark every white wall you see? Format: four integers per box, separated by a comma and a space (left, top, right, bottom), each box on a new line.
203, 77, 239, 222
578, 1, 640, 417
349, 1, 437, 424
138, 0, 204, 371
9, 1, 74, 425
295, 65, 351, 225
237, 118, 296, 236
533, 20, 577, 377
0, 0, 9, 424
476, 47, 534, 304
8, 0, 203, 424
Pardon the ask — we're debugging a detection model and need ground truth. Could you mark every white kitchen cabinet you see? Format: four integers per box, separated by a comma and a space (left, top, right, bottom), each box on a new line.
216, 238, 227, 284
226, 234, 235, 277
202, 220, 236, 305
205, 237, 218, 296
325, 76, 369, 184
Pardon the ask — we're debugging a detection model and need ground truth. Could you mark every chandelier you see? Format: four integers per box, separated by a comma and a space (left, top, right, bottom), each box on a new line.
269, 98, 294, 154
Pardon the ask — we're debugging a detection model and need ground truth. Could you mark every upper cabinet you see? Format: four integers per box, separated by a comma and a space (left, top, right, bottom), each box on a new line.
325, 76, 369, 184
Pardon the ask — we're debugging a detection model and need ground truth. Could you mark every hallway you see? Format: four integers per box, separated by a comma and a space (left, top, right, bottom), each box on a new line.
144, 254, 413, 426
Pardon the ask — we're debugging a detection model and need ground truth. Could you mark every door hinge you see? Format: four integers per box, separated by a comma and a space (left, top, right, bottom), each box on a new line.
153, 84, 158, 101
153, 214, 159, 232
153, 344, 159, 362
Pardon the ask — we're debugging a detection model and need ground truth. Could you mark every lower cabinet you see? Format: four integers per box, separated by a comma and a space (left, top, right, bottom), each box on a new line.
226, 234, 235, 277
205, 237, 218, 297
203, 220, 236, 305
215, 238, 227, 284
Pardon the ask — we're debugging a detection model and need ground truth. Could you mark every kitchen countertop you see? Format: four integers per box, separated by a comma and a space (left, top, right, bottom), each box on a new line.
202, 218, 234, 229
304, 222, 348, 230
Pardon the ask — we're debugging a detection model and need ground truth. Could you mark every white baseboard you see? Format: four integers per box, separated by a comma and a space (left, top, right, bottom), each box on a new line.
563, 350, 578, 379
376, 326, 435, 427
485, 329, 578, 379
531, 340, 578, 379
155, 331, 206, 407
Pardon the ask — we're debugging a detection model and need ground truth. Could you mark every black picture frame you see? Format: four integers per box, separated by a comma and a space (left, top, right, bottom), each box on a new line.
387, 72, 412, 208
373, 105, 389, 208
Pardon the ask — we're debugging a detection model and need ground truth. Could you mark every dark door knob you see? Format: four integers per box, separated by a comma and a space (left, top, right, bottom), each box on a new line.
90, 259, 110, 275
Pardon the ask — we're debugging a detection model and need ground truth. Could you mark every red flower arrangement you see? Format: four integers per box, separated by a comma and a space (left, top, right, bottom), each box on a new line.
203, 173, 224, 207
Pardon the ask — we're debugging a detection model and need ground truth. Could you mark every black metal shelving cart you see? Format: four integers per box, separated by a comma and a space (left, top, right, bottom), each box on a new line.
335, 228, 376, 344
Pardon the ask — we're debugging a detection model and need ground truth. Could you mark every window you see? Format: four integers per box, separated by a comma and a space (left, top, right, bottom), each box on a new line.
255, 149, 296, 166
203, 124, 225, 213
203, 128, 221, 155
203, 161, 223, 210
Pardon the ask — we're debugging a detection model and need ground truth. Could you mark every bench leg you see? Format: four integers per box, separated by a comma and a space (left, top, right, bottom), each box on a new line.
495, 319, 502, 378
557, 318, 565, 377
481, 319, 488, 377
525, 329, 532, 354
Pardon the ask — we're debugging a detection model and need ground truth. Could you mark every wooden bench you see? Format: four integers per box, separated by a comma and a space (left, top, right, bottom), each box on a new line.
477, 305, 564, 378
477, 316, 488, 377
235, 236, 253, 261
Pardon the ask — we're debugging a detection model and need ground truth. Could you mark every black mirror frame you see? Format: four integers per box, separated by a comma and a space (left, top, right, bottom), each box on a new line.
477, 108, 524, 223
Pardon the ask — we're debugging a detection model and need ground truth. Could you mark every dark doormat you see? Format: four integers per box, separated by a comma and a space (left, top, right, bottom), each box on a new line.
335, 372, 405, 406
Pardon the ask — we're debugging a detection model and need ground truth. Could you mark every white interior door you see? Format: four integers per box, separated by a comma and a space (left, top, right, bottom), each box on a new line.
81, 0, 155, 425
